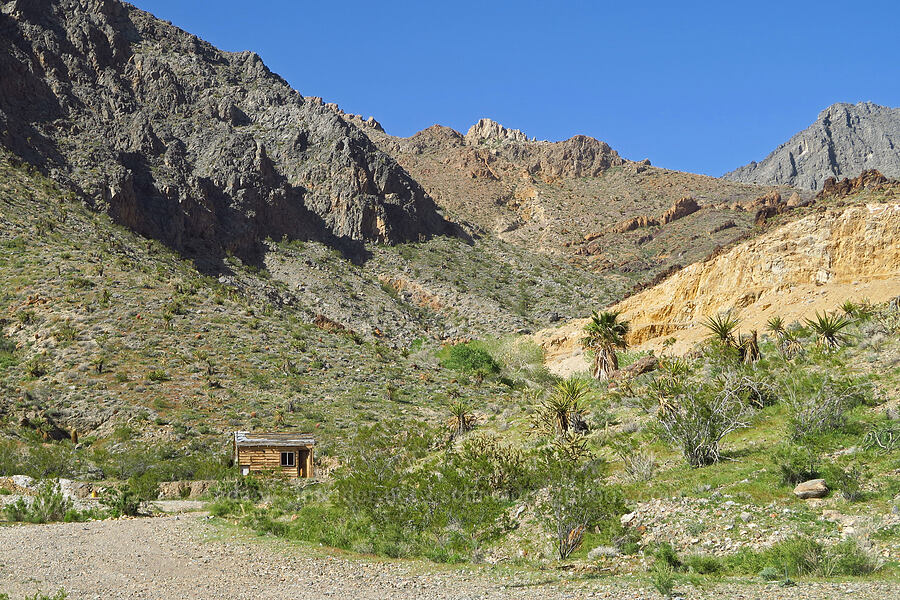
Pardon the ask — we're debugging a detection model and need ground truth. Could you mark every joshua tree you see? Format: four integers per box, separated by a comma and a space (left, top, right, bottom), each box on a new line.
582, 311, 629, 380
806, 311, 853, 350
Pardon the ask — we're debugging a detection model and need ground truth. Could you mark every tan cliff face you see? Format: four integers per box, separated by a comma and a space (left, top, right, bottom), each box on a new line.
535, 202, 900, 375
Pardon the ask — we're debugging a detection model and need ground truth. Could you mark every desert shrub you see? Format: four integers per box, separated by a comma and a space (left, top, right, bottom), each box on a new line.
2, 482, 82, 524
862, 420, 900, 453
611, 436, 657, 483
146, 369, 170, 382
772, 443, 820, 486
0, 333, 16, 370
650, 542, 682, 570
457, 431, 537, 499
23, 355, 49, 378
24, 591, 67, 600
484, 337, 554, 385
0, 440, 21, 476
649, 562, 677, 597
654, 378, 754, 467
723, 536, 822, 577
785, 375, 873, 441
438, 341, 500, 376
18, 443, 77, 479
682, 553, 725, 575
823, 538, 881, 576
94, 444, 230, 483
538, 458, 627, 560
210, 475, 265, 501
333, 425, 513, 561
100, 484, 142, 517
823, 462, 866, 501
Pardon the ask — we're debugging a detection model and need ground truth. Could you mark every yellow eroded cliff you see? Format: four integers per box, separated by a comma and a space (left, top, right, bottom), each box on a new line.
535, 203, 900, 375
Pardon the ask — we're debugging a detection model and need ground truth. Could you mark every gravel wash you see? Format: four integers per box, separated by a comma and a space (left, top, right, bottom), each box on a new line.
0, 515, 898, 599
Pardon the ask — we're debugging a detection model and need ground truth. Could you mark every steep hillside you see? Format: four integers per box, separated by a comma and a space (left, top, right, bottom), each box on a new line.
726, 102, 900, 191
0, 0, 451, 265
535, 190, 900, 374
338, 110, 795, 285
0, 156, 523, 474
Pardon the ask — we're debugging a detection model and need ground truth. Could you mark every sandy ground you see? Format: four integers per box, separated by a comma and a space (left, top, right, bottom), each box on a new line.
1, 513, 899, 600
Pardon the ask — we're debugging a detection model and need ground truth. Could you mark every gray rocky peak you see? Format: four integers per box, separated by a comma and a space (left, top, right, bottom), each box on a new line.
0, 0, 451, 264
725, 102, 900, 190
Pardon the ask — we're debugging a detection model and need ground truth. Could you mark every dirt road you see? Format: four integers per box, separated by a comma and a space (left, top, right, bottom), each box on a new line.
0, 514, 897, 599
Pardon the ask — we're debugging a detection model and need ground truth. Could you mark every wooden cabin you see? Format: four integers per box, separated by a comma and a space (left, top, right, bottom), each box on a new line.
233, 431, 316, 478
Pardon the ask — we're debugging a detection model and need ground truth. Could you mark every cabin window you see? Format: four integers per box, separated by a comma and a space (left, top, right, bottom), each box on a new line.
281, 452, 295, 467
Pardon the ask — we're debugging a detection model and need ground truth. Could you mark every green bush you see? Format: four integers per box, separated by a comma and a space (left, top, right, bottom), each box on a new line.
538, 458, 627, 560
648, 562, 677, 597
25, 591, 67, 600
772, 444, 820, 486
2, 481, 85, 524
146, 369, 170, 382
823, 463, 866, 501
100, 484, 142, 517
0, 334, 16, 370
438, 341, 500, 375
824, 539, 881, 576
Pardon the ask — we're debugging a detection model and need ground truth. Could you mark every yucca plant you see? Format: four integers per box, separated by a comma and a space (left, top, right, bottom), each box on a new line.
447, 400, 476, 439
840, 300, 858, 317
766, 315, 786, 336
534, 379, 591, 437
702, 311, 741, 346
582, 310, 629, 380
805, 311, 853, 350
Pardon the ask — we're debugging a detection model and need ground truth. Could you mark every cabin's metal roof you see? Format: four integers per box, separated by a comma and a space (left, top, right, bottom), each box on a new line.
234, 431, 316, 447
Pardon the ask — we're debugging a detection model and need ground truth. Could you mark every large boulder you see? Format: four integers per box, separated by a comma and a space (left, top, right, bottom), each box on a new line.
794, 479, 828, 499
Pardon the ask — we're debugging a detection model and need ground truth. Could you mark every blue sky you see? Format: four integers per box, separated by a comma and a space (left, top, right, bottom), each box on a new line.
133, 0, 899, 176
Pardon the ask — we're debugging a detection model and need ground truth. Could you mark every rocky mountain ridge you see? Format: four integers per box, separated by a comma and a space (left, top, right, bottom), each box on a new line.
0, 0, 451, 265
725, 102, 900, 190
347, 112, 782, 289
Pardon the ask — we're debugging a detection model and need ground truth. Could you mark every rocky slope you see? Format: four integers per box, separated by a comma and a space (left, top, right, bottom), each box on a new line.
0, 0, 451, 265
535, 193, 900, 374
339, 111, 792, 287
725, 102, 900, 191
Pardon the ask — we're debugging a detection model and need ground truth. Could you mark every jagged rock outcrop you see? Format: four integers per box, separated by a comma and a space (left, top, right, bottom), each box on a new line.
817, 169, 900, 199
660, 195, 700, 224
725, 102, 900, 190
608, 196, 700, 234
0, 0, 450, 261
465, 118, 529, 144
612, 214, 659, 233
535, 202, 900, 371
458, 119, 625, 179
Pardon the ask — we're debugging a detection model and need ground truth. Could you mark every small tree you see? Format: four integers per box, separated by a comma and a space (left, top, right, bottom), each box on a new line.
582, 311, 629, 380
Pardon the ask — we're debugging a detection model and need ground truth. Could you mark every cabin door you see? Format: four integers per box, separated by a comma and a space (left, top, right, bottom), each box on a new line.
298, 448, 309, 477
